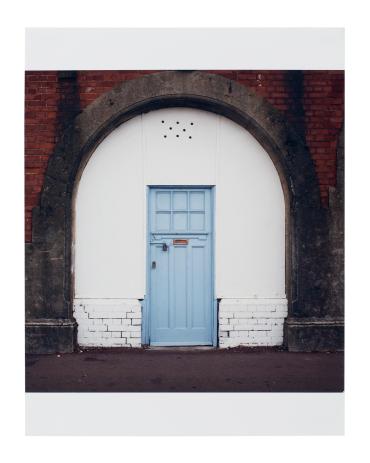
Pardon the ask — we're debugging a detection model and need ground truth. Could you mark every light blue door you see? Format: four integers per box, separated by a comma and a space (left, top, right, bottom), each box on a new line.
148, 188, 214, 346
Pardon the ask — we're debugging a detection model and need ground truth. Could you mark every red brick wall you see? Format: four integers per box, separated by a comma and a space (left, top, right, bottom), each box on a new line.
24, 70, 344, 242
303, 71, 344, 204
25, 71, 59, 242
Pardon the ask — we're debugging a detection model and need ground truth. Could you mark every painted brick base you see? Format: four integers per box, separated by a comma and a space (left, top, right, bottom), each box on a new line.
73, 299, 142, 348
74, 298, 288, 348
218, 298, 288, 348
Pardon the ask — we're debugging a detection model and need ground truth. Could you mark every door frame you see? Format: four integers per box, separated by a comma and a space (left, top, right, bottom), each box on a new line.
142, 185, 217, 347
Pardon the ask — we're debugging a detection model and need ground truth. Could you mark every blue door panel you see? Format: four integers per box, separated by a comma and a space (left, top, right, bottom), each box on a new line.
173, 191, 187, 210
191, 244, 206, 328
173, 212, 188, 231
152, 244, 170, 329
148, 188, 213, 346
173, 245, 187, 329
189, 212, 205, 231
189, 191, 205, 210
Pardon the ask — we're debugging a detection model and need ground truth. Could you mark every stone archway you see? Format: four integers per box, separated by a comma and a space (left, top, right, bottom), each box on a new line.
26, 71, 333, 353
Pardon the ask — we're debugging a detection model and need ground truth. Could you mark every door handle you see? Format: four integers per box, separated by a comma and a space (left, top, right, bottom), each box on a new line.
151, 261, 156, 269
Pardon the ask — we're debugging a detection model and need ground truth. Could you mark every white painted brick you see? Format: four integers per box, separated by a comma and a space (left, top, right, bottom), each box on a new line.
220, 305, 244, 312
88, 325, 108, 332
86, 331, 100, 340
241, 318, 259, 325
106, 324, 124, 332
99, 311, 125, 318
128, 304, 142, 311
90, 304, 126, 312
248, 332, 268, 340
250, 311, 270, 317
237, 324, 263, 331
125, 325, 141, 332
219, 341, 239, 348
267, 338, 283, 344
74, 299, 142, 347
219, 325, 231, 332
254, 323, 272, 330
87, 311, 107, 319
75, 311, 89, 319
268, 339, 283, 345
217, 298, 287, 347
267, 312, 287, 319
126, 312, 141, 319
232, 312, 254, 319
234, 317, 258, 324
104, 318, 123, 325
127, 337, 141, 345
93, 339, 113, 347
271, 324, 284, 330
75, 298, 285, 349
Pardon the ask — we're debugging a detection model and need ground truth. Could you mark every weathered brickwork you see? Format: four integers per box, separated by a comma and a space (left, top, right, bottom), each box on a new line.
25, 71, 59, 241
303, 71, 344, 205
73, 299, 142, 347
25, 70, 344, 241
218, 299, 288, 348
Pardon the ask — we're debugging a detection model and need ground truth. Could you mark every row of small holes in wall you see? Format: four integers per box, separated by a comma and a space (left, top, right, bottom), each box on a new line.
162, 120, 194, 139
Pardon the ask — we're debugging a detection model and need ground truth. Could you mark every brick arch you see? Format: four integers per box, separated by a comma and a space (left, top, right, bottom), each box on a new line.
26, 71, 324, 353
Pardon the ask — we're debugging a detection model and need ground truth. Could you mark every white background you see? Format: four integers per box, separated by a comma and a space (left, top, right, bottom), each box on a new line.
1, 3, 367, 462
25, 28, 344, 70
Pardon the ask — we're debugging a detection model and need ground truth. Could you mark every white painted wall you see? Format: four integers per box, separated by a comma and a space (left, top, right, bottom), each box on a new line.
74, 107, 286, 300
216, 117, 285, 298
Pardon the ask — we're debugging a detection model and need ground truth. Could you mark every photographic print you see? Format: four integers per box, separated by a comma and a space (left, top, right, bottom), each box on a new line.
25, 67, 344, 394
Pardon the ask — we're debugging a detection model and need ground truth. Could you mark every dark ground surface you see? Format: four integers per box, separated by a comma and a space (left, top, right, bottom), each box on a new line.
25, 347, 344, 393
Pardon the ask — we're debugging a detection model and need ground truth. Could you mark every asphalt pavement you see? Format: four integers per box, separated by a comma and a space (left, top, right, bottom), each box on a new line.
25, 347, 344, 392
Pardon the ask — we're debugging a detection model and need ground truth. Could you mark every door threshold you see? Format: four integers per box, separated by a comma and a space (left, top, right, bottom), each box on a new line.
147, 346, 217, 351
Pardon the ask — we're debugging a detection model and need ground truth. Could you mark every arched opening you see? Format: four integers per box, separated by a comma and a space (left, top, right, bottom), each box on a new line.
26, 71, 326, 354
73, 107, 287, 347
